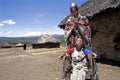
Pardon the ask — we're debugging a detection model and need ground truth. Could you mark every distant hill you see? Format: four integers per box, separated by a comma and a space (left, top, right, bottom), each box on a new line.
0, 34, 65, 46
52, 34, 64, 38
0, 36, 38, 42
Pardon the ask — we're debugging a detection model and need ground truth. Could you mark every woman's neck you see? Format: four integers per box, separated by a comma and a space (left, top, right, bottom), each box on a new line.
74, 16, 78, 19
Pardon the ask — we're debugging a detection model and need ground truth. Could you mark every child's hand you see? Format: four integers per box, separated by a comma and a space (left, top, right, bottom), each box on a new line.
58, 55, 63, 60
88, 53, 96, 60
87, 54, 93, 60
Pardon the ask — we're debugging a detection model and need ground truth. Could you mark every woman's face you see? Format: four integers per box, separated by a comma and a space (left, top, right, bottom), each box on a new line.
75, 38, 84, 48
71, 7, 78, 18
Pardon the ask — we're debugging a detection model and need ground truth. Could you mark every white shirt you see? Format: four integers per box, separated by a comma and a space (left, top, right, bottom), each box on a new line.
71, 49, 87, 69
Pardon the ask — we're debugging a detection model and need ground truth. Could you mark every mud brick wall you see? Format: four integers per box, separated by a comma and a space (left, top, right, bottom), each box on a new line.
89, 8, 120, 61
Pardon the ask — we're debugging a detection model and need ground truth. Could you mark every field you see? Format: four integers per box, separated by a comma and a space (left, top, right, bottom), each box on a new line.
0, 47, 120, 80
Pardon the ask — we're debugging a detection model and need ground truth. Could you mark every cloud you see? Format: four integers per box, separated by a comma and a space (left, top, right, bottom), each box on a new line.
6, 31, 12, 34
2, 19, 16, 25
25, 32, 41, 36
0, 23, 4, 27
0, 31, 13, 37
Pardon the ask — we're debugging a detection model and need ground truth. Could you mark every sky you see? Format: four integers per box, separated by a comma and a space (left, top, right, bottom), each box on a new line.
0, 0, 87, 37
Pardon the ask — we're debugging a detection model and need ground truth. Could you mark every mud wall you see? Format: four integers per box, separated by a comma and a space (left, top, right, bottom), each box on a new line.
89, 8, 120, 61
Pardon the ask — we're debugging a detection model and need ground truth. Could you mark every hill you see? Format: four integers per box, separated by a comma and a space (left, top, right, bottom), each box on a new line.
0, 35, 65, 47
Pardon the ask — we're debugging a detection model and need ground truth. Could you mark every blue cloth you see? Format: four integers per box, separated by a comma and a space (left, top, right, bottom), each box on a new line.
82, 48, 97, 58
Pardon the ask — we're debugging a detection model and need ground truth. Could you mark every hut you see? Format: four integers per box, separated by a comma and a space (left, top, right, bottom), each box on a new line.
1, 42, 11, 48
58, 0, 120, 61
15, 43, 24, 47
32, 34, 60, 48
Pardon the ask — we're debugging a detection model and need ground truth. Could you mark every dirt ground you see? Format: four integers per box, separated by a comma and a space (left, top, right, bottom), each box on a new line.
0, 47, 120, 80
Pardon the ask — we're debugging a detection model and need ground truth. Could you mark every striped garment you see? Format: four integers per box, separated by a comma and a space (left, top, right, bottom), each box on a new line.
64, 14, 91, 46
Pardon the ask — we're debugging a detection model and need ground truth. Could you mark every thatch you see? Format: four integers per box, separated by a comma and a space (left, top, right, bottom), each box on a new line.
32, 34, 60, 48
15, 43, 24, 47
1, 42, 11, 48
34, 34, 60, 44
58, 0, 120, 29
79, 0, 120, 17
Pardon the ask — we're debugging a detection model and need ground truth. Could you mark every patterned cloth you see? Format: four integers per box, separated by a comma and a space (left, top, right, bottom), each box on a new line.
66, 48, 96, 67
65, 48, 97, 80
71, 67, 88, 80
64, 14, 91, 48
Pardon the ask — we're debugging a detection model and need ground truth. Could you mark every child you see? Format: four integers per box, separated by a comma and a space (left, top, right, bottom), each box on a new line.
60, 37, 97, 80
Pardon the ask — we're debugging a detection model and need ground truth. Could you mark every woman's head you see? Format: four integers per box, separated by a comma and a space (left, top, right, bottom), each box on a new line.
70, 3, 79, 18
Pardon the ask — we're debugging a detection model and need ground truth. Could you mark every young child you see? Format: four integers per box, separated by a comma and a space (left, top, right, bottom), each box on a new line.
61, 37, 97, 80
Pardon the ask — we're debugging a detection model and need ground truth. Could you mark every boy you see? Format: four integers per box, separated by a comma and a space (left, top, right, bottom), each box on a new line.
61, 37, 97, 80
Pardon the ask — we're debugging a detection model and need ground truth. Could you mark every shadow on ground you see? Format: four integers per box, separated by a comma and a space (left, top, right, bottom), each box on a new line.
96, 59, 120, 67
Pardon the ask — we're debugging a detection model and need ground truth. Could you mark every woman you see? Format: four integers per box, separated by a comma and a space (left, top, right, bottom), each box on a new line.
64, 3, 91, 49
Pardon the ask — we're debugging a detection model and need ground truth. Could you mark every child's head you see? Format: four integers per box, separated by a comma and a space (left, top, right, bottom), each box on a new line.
70, 3, 79, 18
75, 37, 84, 48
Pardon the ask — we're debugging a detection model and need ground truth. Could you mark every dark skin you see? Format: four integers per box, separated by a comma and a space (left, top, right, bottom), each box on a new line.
71, 7, 79, 19
75, 38, 84, 51
66, 7, 79, 26
69, 38, 94, 60
65, 38, 84, 61
58, 38, 94, 60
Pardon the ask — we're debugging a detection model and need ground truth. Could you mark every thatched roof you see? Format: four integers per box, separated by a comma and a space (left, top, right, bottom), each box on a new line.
34, 34, 60, 44
79, 0, 120, 17
15, 43, 24, 47
1, 42, 11, 48
58, 0, 120, 29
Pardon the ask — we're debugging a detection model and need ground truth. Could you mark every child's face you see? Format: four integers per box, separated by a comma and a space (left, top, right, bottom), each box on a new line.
75, 38, 84, 48
71, 7, 78, 18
